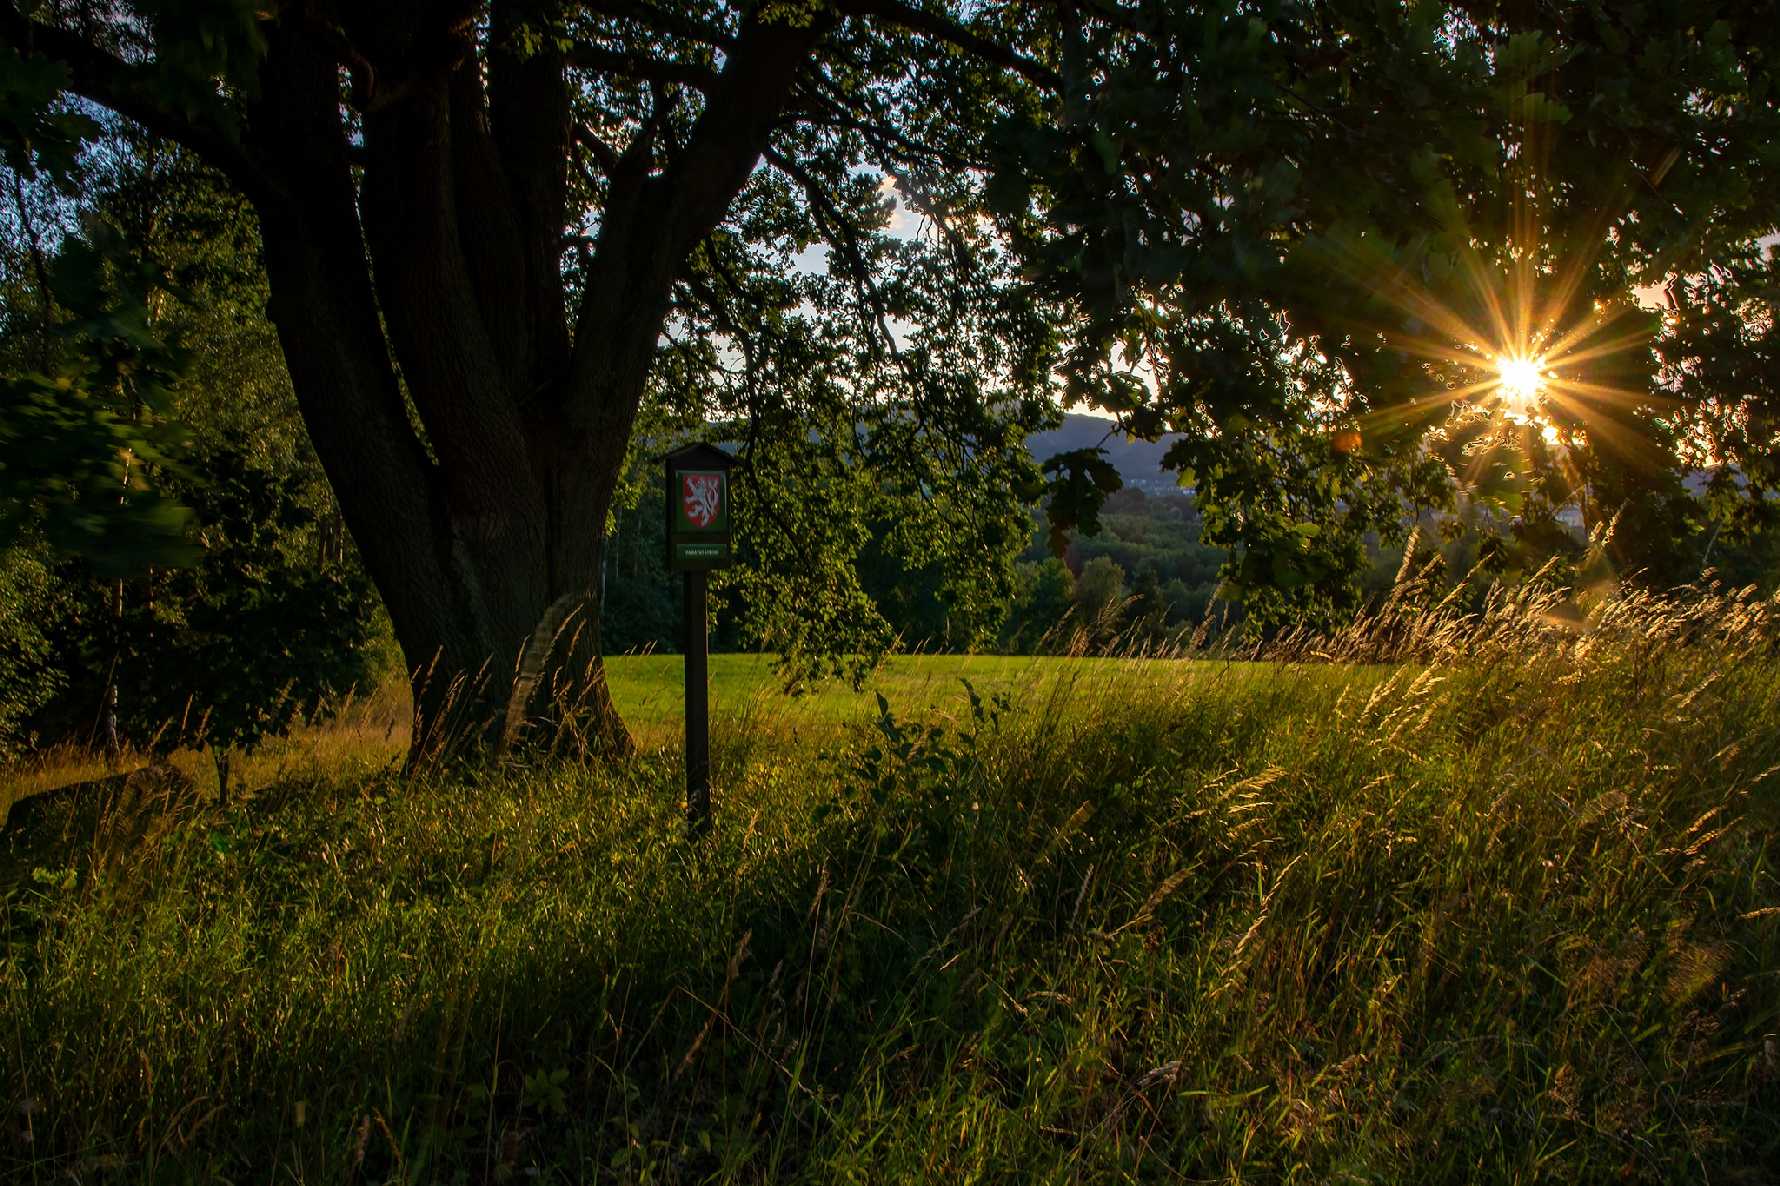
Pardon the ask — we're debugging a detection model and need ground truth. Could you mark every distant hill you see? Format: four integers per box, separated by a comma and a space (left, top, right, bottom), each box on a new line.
1028, 417, 1747, 506
1025, 413, 1188, 494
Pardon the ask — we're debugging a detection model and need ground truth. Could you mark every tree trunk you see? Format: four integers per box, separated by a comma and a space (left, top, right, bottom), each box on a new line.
258, 183, 636, 763
242, 28, 638, 766
401, 498, 636, 768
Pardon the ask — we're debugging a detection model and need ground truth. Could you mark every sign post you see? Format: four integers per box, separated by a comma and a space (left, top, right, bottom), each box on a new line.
664, 443, 736, 837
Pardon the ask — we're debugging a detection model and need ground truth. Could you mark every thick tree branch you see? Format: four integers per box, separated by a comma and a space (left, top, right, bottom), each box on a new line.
652, 15, 833, 263
572, 122, 620, 175
599, 81, 677, 211
0, 2, 273, 200
580, 0, 737, 51
566, 11, 829, 434
834, 0, 1062, 91
565, 41, 721, 90
243, 23, 463, 671
358, 60, 536, 515
449, 58, 533, 381
490, 0, 573, 384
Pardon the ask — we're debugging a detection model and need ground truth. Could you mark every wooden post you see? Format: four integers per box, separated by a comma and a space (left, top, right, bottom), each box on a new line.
684, 569, 711, 837
664, 441, 732, 840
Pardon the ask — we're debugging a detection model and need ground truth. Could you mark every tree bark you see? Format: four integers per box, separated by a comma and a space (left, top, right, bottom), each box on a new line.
238, 22, 640, 764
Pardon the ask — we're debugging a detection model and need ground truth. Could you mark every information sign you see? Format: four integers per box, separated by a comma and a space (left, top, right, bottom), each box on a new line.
664, 446, 735, 572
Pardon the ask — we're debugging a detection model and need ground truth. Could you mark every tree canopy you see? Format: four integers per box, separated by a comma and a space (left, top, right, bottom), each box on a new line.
991, 1, 1779, 618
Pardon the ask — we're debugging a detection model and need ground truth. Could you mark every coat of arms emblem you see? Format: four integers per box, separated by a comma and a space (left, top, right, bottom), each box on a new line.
682, 472, 722, 529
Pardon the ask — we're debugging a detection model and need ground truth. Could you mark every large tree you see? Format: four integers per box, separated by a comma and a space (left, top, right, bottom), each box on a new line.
1, 0, 1070, 758
4, 0, 1776, 758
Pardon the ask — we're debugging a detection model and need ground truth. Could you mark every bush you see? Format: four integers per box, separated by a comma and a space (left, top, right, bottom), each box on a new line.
0, 544, 63, 759
123, 438, 380, 795
13, 437, 381, 792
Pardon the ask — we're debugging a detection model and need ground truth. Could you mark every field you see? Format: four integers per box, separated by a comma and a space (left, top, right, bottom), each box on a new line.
3, 587, 1779, 1182
606, 653, 1346, 749
6, 654, 1320, 815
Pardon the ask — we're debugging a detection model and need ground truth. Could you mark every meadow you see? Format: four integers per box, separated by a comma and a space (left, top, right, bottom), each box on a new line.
6, 653, 1308, 813
2, 584, 1778, 1183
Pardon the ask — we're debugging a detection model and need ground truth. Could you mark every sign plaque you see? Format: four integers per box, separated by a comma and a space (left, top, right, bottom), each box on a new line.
665, 446, 735, 573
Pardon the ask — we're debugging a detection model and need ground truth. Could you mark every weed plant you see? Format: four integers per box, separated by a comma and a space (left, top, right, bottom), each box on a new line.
2, 581, 1777, 1182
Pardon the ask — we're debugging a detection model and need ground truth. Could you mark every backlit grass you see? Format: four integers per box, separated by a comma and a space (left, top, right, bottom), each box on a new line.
3, 582, 1778, 1182
5, 654, 1271, 815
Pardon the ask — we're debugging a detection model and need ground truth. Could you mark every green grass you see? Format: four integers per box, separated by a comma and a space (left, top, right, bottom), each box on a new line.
3, 586, 1779, 1183
605, 653, 1315, 749
4, 654, 1292, 814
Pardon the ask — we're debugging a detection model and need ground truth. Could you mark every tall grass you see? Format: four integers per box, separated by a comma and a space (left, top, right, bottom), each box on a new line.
2, 582, 1777, 1182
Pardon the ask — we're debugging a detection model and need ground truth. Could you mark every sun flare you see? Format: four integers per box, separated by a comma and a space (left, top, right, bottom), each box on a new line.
1495, 354, 1547, 415
1309, 189, 1661, 473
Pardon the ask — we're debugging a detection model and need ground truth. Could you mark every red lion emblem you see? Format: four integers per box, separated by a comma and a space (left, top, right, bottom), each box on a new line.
682, 472, 722, 529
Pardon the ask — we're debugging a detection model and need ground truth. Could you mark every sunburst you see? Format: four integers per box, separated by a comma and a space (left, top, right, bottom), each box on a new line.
1306, 215, 1664, 474
1295, 94, 1675, 469
1494, 354, 1548, 420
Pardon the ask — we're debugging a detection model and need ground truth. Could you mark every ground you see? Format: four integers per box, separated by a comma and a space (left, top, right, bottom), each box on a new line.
3, 592, 1778, 1182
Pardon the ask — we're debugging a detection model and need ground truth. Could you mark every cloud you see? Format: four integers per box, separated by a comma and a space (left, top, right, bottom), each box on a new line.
878, 173, 922, 239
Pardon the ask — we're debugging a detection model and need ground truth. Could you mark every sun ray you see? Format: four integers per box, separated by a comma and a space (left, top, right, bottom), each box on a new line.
1356, 377, 1504, 431
1538, 389, 1669, 465
1536, 297, 1650, 356
1527, 199, 1622, 352
1543, 377, 1673, 410
1305, 234, 1500, 352
1377, 335, 1506, 369
1540, 327, 1658, 371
